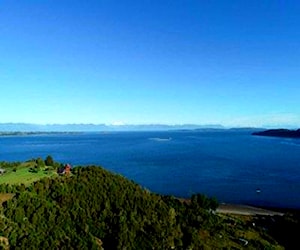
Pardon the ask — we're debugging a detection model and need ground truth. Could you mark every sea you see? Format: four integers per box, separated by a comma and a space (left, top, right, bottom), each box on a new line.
0, 130, 299, 209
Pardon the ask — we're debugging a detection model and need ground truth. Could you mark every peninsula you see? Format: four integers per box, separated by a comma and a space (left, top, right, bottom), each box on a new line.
0, 158, 297, 249
252, 129, 300, 138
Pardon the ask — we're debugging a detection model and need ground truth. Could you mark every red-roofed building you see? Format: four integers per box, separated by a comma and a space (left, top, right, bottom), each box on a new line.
58, 164, 72, 175
64, 164, 72, 175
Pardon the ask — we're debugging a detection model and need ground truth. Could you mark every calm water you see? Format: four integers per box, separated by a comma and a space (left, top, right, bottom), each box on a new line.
0, 130, 300, 208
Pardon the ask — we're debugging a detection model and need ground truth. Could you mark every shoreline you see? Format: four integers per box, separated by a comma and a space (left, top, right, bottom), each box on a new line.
216, 203, 285, 216
177, 198, 288, 216
0, 131, 81, 136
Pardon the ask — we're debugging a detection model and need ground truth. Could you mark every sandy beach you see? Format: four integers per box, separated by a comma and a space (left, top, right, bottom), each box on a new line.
216, 203, 284, 216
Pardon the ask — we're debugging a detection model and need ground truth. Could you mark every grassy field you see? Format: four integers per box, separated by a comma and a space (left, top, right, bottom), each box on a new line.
0, 160, 57, 185
0, 160, 58, 207
0, 168, 57, 185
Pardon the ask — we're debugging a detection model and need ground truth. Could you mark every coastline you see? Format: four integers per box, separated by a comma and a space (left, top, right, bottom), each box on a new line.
252, 128, 300, 139
178, 198, 286, 216
216, 203, 285, 216
0, 131, 80, 136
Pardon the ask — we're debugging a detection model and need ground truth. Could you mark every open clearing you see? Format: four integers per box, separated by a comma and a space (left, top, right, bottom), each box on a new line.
0, 164, 57, 185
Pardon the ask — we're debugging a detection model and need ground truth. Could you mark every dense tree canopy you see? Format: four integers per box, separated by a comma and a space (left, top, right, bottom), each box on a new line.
0, 161, 293, 249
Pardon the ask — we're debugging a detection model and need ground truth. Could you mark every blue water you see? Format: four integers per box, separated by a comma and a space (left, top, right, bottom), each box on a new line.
0, 130, 300, 208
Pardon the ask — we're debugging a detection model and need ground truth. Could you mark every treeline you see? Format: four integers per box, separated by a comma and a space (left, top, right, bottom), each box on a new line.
1, 166, 214, 249
0, 161, 21, 168
0, 162, 289, 249
0, 156, 60, 174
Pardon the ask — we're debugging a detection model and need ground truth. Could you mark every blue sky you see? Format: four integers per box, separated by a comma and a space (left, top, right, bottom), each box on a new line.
0, 0, 299, 127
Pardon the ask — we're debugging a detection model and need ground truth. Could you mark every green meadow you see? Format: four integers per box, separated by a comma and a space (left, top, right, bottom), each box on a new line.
0, 167, 56, 185
0, 158, 57, 185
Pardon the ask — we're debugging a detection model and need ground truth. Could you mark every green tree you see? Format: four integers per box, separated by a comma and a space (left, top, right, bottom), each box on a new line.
36, 158, 45, 170
45, 155, 54, 166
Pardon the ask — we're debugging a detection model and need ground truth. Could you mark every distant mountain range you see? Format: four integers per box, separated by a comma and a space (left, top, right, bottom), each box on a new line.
0, 123, 226, 132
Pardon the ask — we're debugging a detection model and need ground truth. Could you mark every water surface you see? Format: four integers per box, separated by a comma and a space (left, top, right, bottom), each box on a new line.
1, 130, 299, 208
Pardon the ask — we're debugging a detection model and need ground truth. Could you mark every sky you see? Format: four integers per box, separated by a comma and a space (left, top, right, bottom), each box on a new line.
0, 0, 299, 127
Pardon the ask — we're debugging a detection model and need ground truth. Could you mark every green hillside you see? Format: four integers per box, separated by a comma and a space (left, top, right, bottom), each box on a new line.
0, 160, 298, 249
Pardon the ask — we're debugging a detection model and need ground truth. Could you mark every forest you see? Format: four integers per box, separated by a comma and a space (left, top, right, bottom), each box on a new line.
0, 157, 298, 249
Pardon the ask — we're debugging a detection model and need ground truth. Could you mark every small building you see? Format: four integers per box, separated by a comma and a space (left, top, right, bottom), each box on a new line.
57, 164, 72, 175
64, 164, 72, 175
0, 169, 5, 175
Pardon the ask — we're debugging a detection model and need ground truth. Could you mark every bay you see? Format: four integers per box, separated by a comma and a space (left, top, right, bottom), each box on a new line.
0, 130, 299, 208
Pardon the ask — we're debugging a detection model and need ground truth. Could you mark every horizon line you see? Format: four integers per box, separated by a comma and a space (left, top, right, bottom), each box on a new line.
0, 122, 298, 130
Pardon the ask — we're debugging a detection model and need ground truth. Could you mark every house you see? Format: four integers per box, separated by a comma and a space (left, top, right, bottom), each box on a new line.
57, 164, 72, 175
0, 169, 5, 175
64, 164, 72, 175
